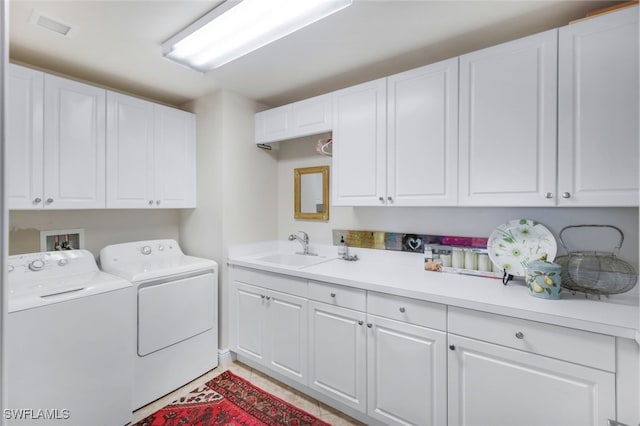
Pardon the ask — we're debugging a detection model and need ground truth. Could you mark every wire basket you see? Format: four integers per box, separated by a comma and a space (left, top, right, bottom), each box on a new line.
554, 225, 638, 295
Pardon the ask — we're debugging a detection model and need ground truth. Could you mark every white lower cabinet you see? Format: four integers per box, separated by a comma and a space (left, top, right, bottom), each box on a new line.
309, 301, 366, 411
448, 334, 615, 426
232, 274, 308, 386
448, 307, 616, 426
308, 281, 367, 412
367, 314, 447, 426
230, 268, 636, 426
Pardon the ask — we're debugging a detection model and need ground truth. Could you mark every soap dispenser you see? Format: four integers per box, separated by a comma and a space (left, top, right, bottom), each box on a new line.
338, 236, 347, 258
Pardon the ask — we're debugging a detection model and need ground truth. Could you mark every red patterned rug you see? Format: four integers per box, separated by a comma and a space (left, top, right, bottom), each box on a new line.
133, 370, 331, 426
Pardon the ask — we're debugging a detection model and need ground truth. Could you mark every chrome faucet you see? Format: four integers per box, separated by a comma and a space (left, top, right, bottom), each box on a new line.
288, 231, 316, 256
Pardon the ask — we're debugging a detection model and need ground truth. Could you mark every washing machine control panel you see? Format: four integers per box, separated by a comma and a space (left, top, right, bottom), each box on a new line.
8, 250, 98, 279
128, 240, 178, 258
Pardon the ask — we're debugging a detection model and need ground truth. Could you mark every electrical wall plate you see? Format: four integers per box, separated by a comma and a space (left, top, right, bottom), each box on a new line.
40, 228, 85, 252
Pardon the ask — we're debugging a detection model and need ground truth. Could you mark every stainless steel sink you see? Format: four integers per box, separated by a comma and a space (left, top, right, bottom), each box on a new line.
253, 253, 330, 268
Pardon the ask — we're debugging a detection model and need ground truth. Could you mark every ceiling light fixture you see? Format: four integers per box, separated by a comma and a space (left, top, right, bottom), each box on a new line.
162, 0, 352, 72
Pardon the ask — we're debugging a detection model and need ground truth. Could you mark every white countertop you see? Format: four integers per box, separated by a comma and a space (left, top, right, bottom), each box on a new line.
228, 241, 639, 340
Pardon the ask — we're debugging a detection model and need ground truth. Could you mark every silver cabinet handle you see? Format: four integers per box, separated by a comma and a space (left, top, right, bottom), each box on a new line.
148, 200, 154, 205
399, 307, 406, 313
46, 198, 54, 204
358, 320, 363, 326
266, 296, 271, 301
387, 196, 393, 202
562, 192, 571, 199
33, 197, 42, 204
544, 192, 553, 199
367, 323, 372, 328
260, 295, 265, 299
449, 344, 455, 351
515, 331, 524, 339
330, 292, 336, 298
156, 200, 161, 205
378, 196, 384, 202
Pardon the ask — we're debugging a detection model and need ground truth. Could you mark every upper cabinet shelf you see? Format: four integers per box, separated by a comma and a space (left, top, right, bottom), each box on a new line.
255, 93, 331, 144
255, 5, 638, 208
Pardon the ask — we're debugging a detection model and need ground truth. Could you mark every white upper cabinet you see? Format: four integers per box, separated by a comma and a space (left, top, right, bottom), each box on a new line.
255, 104, 291, 144
106, 93, 196, 209
255, 94, 331, 144
152, 104, 196, 208
459, 29, 558, 206
44, 74, 106, 209
387, 58, 458, 206
292, 94, 332, 137
558, 6, 639, 206
332, 60, 458, 207
106, 92, 155, 208
8, 67, 107, 210
7, 64, 44, 209
331, 79, 387, 206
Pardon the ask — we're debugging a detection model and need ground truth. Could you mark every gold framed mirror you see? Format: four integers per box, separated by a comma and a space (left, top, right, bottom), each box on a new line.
294, 166, 329, 220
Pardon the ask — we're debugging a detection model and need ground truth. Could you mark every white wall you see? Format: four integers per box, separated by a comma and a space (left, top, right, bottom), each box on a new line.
8, 210, 180, 257
180, 90, 279, 350
277, 137, 639, 268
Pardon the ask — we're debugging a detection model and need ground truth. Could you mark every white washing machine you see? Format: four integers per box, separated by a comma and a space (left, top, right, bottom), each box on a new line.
99, 239, 218, 409
6, 250, 134, 426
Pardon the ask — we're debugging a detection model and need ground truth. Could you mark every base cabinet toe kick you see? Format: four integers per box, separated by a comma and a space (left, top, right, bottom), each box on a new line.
229, 266, 640, 426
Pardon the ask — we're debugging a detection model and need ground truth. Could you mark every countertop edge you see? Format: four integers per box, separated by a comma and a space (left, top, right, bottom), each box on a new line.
228, 254, 639, 340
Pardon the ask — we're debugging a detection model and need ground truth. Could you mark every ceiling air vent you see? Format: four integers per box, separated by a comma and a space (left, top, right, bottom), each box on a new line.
30, 11, 73, 36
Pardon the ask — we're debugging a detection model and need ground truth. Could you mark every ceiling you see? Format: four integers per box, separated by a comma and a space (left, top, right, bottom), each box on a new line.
9, 0, 624, 108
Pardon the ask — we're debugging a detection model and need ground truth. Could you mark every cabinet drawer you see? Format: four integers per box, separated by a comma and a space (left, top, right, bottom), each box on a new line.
233, 267, 307, 298
367, 291, 447, 331
448, 306, 615, 372
308, 281, 366, 311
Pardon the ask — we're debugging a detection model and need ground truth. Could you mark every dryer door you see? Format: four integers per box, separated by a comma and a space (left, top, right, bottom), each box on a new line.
138, 272, 215, 356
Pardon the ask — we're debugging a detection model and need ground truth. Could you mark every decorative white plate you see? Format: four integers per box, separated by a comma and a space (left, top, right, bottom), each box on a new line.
487, 219, 557, 277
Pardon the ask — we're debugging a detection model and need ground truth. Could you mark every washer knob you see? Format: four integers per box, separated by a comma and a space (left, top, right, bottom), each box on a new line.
8, 264, 14, 273
58, 259, 68, 267
157, 244, 164, 251
29, 259, 45, 271
141, 246, 152, 255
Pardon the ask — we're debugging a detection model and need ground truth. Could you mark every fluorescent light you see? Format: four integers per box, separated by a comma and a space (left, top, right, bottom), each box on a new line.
162, 0, 352, 72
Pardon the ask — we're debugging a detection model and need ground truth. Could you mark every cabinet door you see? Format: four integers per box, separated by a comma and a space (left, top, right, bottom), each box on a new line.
292, 94, 332, 137
6, 64, 44, 209
448, 334, 615, 426
367, 315, 447, 426
558, 7, 639, 206
234, 282, 269, 364
267, 290, 308, 385
154, 104, 196, 208
255, 105, 292, 144
43, 74, 106, 209
308, 301, 366, 412
459, 29, 557, 206
106, 92, 155, 208
387, 58, 458, 206
331, 78, 387, 206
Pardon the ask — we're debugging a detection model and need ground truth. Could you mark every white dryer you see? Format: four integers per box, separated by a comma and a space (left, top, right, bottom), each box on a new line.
99, 239, 218, 409
7, 250, 134, 426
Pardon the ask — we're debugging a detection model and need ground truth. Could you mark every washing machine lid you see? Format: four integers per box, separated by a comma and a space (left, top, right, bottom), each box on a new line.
8, 250, 132, 313
100, 239, 216, 283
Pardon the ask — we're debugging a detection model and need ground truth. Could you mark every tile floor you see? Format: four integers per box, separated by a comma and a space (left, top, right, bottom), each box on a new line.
132, 361, 365, 426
